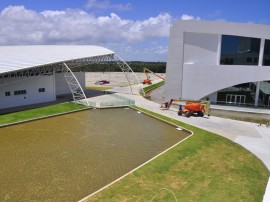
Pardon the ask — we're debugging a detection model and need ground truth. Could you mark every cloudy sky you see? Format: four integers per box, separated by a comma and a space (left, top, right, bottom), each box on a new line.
0, 0, 269, 61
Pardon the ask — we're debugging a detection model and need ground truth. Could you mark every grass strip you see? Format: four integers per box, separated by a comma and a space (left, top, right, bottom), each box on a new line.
142, 80, 165, 94
86, 86, 112, 91
0, 102, 89, 126
87, 106, 269, 202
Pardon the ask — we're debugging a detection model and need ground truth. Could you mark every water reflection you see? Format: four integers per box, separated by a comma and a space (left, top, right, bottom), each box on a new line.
0, 108, 189, 201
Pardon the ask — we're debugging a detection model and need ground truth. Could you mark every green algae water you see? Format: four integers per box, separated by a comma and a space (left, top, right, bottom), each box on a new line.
0, 108, 190, 202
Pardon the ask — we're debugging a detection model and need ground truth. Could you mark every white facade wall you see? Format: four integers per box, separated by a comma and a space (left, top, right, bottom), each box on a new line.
184, 32, 219, 65
182, 64, 270, 100
165, 20, 270, 101
0, 75, 55, 109
164, 26, 184, 99
0, 72, 85, 109
55, 72, 85, 96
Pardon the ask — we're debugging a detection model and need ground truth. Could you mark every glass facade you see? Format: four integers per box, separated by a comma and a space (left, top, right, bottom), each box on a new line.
220, 35, 261, 65
263, 39, 270, 66
216, 37, 270, 108
215, 81, 270, 108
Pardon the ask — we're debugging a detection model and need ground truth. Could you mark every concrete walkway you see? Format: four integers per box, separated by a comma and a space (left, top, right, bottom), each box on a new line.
212, 104, 270, 115
112, 84, 270, 202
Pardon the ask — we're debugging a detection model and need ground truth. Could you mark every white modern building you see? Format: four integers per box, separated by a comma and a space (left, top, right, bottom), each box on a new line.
0, 45, 138, 110
164, 20, 270, 107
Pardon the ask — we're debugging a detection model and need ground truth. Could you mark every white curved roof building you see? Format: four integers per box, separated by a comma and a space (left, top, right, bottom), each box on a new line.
0, 45, 137, 110
0, 45, 114, 74
164, 20, 270, 107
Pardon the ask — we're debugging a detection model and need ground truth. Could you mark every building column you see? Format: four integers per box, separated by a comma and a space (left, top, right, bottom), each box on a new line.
258, 39, 265, 66
255, 81, 261, 107
216, 34, 222, 65
254, 39, 265, 107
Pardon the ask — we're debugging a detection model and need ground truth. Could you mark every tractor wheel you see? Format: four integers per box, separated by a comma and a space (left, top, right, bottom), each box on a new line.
197, 111, 204, 117
185, 111, 191, 118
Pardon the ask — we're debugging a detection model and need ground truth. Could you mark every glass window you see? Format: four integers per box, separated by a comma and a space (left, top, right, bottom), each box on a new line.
5, 91, 10, 96
39, 88, 45, 93
14, 90, 27, 95
220, 35, 261, 65
263, 39, 270, 66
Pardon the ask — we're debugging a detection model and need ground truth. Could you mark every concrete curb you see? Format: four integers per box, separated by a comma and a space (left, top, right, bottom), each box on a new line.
130, 106, 192, 134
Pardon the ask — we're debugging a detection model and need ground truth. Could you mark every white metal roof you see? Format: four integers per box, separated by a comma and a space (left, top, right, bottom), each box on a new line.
0, 45, 115, 74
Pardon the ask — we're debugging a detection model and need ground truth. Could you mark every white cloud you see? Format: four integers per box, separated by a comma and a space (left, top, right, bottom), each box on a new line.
107, 44, 168, 61
86, 0, 132, 11
123, 13, 171, 42
0, 5, 174, 61
0, 6, 206, 61
181, 14, 201, 20
0, 6, 171, 45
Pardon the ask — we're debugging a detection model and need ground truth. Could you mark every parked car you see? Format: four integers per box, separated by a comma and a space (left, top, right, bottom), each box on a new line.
95, 80, 110, 85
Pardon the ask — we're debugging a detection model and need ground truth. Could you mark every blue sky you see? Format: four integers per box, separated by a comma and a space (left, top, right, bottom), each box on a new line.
0, 0, 269, 61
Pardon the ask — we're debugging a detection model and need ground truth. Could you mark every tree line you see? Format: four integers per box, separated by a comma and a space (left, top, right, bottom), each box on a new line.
73, 61, 166, 73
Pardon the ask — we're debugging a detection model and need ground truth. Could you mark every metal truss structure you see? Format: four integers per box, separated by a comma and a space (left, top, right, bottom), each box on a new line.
0, 54, 141, 105
63, 63, 90, 106
113, 54, 140, 94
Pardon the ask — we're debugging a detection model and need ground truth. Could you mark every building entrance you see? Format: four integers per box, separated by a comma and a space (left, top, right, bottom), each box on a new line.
226, 94, 246, 105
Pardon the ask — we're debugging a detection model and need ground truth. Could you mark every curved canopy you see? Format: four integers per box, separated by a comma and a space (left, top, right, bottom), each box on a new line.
0, 45, 115, 74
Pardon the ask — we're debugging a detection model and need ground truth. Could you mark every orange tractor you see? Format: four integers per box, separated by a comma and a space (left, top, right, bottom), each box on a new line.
161, 99, 210, 117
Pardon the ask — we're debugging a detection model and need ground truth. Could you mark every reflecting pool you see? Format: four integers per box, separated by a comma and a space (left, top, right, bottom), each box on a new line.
0, 108, 190, 201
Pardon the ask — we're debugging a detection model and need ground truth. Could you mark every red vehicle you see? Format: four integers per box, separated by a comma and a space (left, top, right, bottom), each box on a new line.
95, 80, 110, 85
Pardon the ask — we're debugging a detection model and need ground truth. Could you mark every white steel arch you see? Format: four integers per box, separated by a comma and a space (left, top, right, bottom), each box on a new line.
113, 54, 140, 94
63, 63, 90, 106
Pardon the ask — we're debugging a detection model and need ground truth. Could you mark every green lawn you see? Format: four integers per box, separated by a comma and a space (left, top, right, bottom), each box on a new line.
87, 106, 269, 202
86, 86, 112, 91
142, 80, 165, 94
0, 102, 88, 126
